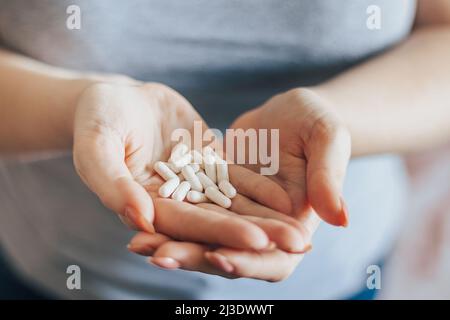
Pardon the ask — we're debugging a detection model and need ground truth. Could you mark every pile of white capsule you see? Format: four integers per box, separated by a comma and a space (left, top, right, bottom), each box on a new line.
153, 143, 237, 208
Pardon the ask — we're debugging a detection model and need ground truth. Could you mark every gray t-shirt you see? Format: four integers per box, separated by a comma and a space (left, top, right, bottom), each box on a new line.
0, 0, 414, 299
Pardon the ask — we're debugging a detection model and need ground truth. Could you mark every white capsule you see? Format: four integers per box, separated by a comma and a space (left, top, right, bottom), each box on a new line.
202, 145, 215, 156
189, 163, 200, 173
164, 161, 182, 174
153, 161, 178, 181
216, 161, 229, 182
158, 177, 180, 198
196, 171, 217, 190
169, 142, 189, 162
203, 154, 217, 183
181, 165, 203, 192
218, 180, 236, 199
171, 181, 191, 201
170, 152, 192, 168
186, 190, 209, 204
191, 150, 204, 167
205, 186, 232, 208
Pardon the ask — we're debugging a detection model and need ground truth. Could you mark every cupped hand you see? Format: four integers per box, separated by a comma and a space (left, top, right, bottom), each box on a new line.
73, 81, 306, 251
231, 87, 352, 227
128, 87, 351, 281
128, 209, 318, 281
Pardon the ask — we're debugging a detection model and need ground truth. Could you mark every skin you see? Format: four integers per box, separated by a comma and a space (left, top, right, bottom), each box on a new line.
129, 87, 350, 281
77, 81, 315, 252
1, 0, 450, 282
129, 1, 450, 281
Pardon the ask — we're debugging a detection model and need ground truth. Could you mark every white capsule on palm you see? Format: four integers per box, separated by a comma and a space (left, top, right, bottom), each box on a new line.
169, 143, 189, 162
216, 160, 229, 182
186, 190, 209, 204
189, 163, 200, 173
181, 165, 203, 192
164, 161, 182, 174
153, 161, 178, 181
158, 177, 180, 198
205, 186, 232, 208
171, 181, 191, 201
203, 154, 217, 183
196, 171, 217, 190
218, 180, 236, 199
191, 150, 204, 167
170, 152, 192, 168
202, 145, 215, 156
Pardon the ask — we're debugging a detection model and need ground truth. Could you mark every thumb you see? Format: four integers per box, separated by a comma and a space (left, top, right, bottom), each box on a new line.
305, 119, 351, 227
74, 133, 154, 233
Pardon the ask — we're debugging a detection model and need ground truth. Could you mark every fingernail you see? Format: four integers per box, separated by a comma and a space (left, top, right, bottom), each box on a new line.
142, 209, 155, 233
340, 197, 349, 228
289, 240, 312, 254
266, 241, 277, 251
148, 257, 180, 269
205, 252, 234, 273
127, 243, 155, 255
125, 206, 155, 233
299, 243, 313, 254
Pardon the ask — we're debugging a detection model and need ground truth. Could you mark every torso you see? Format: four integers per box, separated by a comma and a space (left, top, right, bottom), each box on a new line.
0, 0, 414, 298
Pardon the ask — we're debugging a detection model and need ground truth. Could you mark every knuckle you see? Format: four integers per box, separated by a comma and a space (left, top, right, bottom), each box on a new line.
311, 116, 337, 141
311, 115, 350, 145
287, 87, 309, 100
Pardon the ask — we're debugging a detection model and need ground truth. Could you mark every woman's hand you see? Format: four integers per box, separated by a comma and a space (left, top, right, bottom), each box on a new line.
232, 87, 352, 227
128, 210, 318, 281
128, 87, 351, 281
73, 81, 307, 251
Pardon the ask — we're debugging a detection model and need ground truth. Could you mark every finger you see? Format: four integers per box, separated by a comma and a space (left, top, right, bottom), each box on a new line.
127, 232, 171, 256
297, 210, 322, 242
277, 155, 310, 219
149, 241, 238, 279
198, 202, 310, 253
228, 194, 304, 230
152, 198, 270, 250
305, 119, 351, 227
206, 248, 303, 282
73, 133, 154, 232
229, 165, 292, 214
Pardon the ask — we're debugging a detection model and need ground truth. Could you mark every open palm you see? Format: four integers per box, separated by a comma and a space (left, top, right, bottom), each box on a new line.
73, 82, 306, 256
129, 88, 351, 281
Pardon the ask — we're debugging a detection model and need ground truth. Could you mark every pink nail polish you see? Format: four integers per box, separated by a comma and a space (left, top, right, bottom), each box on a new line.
124, 206, 155, 233
266, 241, 277, 250
127, 243, 155, 255
339, 197, 350, 228
205, 252, 234, 273
148, 257, 180, 269
299, 243, 313, 254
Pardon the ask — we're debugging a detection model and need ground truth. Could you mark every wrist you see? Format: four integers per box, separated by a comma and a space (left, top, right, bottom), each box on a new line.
58, 74, 139, 149
51, 77, 98, 149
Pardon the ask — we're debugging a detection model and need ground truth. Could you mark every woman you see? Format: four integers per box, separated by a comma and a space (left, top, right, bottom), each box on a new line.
0, 0, 449, 299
